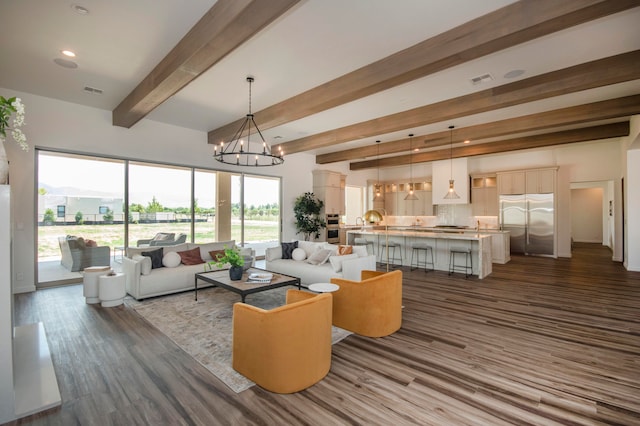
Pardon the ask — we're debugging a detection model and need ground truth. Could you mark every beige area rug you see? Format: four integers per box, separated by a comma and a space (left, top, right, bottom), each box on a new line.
126, 286, 352, 393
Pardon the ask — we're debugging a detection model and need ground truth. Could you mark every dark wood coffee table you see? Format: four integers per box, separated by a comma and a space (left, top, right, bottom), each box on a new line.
194, 267, 301, 302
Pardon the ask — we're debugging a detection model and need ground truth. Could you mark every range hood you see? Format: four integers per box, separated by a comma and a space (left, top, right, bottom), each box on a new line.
432, 158, 469, 204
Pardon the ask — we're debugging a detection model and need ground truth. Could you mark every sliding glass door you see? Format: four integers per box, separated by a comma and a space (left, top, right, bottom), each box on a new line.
37, 151, 124, 286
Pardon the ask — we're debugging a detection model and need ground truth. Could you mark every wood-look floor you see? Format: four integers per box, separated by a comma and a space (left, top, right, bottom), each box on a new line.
10, 243, 640, 425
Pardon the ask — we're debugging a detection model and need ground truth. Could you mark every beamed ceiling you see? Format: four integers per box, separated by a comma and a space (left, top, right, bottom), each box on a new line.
1, 0, 639, 171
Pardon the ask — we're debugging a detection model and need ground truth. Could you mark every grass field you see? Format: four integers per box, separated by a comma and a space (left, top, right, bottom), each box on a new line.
38, 220, 279, 258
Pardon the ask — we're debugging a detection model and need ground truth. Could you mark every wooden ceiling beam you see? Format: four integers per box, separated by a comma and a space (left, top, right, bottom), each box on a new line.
112, 0, 301, 129
207, 0, 638, 144
349, 122, 630, 170
282, 50, 640, 154
316, 94, 640, 164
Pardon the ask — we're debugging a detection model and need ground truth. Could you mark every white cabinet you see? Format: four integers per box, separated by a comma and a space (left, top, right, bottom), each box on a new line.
497, 171, 525, 195
490, 231, 511, 264
471, 174, 498, 216
383, 183, 398, 216
526, 168, 556, 193
313, 170, 345, 215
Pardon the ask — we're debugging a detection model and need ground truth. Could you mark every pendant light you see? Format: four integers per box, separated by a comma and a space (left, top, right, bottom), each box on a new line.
213, 77, 284, 167
374, 140, 382, 197
443, 125, 460, 199
404, 133, 419, 200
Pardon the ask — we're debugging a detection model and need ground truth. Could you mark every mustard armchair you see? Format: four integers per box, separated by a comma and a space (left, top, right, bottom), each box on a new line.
232, 289, 333, 393
330, 270, 403, 337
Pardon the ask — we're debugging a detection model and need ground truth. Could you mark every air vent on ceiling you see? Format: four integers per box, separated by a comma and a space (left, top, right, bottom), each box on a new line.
470, 73, 494, 85
83, 86, 103, 95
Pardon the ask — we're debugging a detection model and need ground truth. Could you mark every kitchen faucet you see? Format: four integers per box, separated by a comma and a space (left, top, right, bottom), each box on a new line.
356, 216, 364, 230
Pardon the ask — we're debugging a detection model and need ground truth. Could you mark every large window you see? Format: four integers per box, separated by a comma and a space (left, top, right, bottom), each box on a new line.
128, 162, 192, 247
36, 150, 281, 284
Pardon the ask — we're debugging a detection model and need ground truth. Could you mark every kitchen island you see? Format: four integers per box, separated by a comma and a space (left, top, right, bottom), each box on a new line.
347, 229, 493, 278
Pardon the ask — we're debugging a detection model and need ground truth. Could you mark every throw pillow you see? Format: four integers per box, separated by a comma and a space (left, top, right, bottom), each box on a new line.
132, 254, 152, 275
142, 248, 164, 269
85, 239, 98, 247
298, 240, 321, 258
281, 241, 298, 259
162, 251, 181, 268
177, 247, 204, 265
209, 249, 226, 262
306, 248, 332, 265
338, 245, 353, 255
322, 243, 339, 256
329, 253, 358, 272
291, 247, 307, 261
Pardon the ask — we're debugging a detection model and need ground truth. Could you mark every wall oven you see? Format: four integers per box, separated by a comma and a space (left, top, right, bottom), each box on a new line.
326, 214, 340, 243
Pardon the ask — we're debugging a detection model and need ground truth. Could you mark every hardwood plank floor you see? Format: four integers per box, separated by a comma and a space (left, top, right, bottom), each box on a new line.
10, 243, 640, 425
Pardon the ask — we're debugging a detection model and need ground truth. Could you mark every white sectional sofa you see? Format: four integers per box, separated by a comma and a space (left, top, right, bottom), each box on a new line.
265, 240, 376, 286
123, 240, 253, 300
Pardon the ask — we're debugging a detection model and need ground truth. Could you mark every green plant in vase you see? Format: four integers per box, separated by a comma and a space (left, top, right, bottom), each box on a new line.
209, 246, 245, 280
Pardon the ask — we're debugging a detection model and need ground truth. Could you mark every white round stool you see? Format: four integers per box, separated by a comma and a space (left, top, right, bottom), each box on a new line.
98, 273, 126, 307
83, 266, 111, 304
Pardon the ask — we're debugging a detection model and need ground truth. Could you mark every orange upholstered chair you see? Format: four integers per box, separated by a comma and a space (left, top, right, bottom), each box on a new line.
330, 269, 402, 337
232, 289, 332, 393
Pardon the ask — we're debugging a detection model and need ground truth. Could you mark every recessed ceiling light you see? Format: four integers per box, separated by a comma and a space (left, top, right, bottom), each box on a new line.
413, 148, 420, 152
464, 140, 471, 144
61, 50, 76, 58
504, 69, 525, 79
71, 4, 89, 15
53, 58, 78, 69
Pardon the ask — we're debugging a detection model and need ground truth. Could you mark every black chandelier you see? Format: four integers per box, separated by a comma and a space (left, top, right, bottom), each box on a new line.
213, 77, 284, 167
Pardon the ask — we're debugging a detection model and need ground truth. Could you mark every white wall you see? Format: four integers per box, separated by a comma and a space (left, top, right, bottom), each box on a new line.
571, 188, 603, 243
626, 115, 640, 271
3, 88, 362, 293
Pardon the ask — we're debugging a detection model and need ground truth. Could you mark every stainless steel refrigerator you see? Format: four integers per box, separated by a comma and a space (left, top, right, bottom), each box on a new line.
500, 193, 554, 256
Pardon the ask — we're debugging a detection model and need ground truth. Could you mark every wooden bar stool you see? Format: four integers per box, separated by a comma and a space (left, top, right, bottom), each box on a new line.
449, 245, 472, 278
410, 243, 434, 272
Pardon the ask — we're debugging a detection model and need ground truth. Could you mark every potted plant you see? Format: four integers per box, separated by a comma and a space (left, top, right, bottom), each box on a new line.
293, 192, 326, 241
210, 246, 245, 280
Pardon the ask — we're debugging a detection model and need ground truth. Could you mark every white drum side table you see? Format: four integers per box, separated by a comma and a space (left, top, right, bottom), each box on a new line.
83, 266, 111, 304
98, 273, 126, 307
308, 283, 340, 293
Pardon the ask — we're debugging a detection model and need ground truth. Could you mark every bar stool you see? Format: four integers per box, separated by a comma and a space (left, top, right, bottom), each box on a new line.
354, 237, 375, 255
379, 241, 402, 268
449, 245, 473, 278
411, 243, 434, 272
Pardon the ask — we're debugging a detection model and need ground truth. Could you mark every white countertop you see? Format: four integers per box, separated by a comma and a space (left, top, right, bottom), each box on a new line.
347, 229, 493, 241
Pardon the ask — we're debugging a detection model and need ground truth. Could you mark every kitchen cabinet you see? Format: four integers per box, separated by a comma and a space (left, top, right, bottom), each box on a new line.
313, 170, 345, 215
471, 174, 498, 216
526, 168, 556, 193
383, 183, 398, 216
497, 171, 525, 195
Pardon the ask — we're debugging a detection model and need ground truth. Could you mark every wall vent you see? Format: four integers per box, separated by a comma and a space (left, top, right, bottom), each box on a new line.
470, 73, 493, 85
83, 86, 103, 95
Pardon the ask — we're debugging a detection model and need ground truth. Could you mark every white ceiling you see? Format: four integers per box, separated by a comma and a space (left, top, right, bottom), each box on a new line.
1, 0, 639, 159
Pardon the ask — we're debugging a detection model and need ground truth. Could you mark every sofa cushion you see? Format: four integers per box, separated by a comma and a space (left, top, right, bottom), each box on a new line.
152, 232, 174, 242
298, 240, 323, 258
292, 247, 307, 261
322, 243, 339, 256
188, 240, 235, 261
177, 247, 204, 265
162, 251, 181, 268
132, 254, 152, 275
329, 253, 358, 272
265, 245, 282, 262
282, 241, 298, 259
306, 249, 332, 265
352, 245, 368, 257
142, 248, 164, 269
